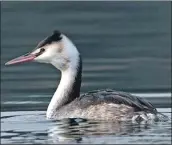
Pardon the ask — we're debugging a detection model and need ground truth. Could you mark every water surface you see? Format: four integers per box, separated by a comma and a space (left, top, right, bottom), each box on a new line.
1, 109, 171, 144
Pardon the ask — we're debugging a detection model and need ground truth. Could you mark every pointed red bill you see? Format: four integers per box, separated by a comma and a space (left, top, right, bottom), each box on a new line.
5, 53, 36, 66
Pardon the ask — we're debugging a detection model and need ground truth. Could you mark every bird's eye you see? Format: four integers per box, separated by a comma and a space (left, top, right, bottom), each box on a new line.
40, 48, 45, 52
35, 48, 45, 57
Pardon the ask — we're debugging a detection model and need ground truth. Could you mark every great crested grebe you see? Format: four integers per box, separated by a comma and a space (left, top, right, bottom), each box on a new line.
5, 30, 167, 122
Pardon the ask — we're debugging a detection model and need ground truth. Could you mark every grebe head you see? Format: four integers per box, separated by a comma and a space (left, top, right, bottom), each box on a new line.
5, 30, 80, 71
5, 30, 82, 118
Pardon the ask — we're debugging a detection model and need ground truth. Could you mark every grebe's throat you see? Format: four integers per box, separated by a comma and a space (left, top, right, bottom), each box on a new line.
47, 55, 82, 119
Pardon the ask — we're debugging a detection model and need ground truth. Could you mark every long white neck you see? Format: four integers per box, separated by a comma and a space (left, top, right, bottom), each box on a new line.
46, 69, 76, 119
46, 35, 82, 119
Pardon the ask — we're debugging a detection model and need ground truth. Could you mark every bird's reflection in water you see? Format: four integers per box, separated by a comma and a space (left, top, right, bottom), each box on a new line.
47, 118, 153, 144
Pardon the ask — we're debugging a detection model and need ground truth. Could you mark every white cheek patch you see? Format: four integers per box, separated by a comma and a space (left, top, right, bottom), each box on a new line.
51, 54, 70, 71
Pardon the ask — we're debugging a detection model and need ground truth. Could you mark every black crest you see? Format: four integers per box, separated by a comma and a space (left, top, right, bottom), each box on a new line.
36, 30, 62, 48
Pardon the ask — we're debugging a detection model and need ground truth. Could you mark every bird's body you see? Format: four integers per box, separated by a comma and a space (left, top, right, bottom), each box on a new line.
49, 89, 159, 122
5, 30, 168, 122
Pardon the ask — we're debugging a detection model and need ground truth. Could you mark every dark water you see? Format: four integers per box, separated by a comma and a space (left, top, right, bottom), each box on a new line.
1, 1, 171, 144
